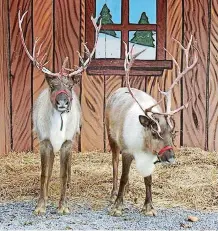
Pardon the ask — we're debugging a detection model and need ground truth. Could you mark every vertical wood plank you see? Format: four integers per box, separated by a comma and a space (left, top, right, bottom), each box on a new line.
104, 75, 123, 151
54, 0, 80, 71
33, 0, 53, 152
81, 73, 104, 152
183, 0, 209, 148
54, 0, 81, 151
9, 0, 32, 151
208, 0, 218, 151
160, 0, 182, 147
0, 0, 11, 154
123, 76, 146, 91
145, 76, 162, 101
146, 0, 182, 148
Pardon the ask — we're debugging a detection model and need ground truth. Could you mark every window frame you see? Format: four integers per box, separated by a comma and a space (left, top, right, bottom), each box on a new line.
85, 0, 172, 76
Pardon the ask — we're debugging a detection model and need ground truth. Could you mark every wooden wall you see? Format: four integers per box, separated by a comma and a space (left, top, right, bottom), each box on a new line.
0, 0, 217, 154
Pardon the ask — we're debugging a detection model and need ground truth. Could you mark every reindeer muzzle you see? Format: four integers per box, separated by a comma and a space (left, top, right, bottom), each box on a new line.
154, 146, 175, 164
51, 89, 73, 112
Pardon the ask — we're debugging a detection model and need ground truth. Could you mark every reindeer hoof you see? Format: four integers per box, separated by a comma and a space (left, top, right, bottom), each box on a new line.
34, 199, 46, 215
141, 206, 157, 216
141, 203, 157, 216
34, 206, 46, 215
58, 205, 70, 215
109, 206, 123, 216
142, 209, 157, 216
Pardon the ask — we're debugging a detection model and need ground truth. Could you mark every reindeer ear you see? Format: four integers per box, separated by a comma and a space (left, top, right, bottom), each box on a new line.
45, 74, 54, 88
139, 115, 160, 131
72, 75, 81, 85
139, 115, 150, 127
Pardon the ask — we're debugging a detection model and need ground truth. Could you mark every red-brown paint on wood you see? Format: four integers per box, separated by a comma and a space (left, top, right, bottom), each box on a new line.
145, 76, 162, 101
9, 0, 32, 151
160, 0, 183, 147
54, 0, 81, 151
81, 73, 104, 152
157, 0, 167, 60
54, 0, 80, 71
32, 0, 53, 152
123, 76, 146, 91
183, 0, 208, 149
208, 0, 218, 151
104, 75, 123, 151
0, 0, 11, 154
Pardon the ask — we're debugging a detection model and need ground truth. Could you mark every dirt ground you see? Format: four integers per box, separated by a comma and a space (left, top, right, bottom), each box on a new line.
0, 147, 218, 211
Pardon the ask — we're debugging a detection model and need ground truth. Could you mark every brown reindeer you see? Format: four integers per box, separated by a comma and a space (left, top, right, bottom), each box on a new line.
105, 36, 198, 216
18, 11, 101, 215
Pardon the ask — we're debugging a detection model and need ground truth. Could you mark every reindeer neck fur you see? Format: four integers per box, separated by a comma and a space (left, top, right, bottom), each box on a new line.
106, 87, 162, 176
33, 88, 81, 152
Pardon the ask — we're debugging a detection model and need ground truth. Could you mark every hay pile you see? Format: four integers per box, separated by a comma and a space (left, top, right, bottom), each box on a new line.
0, 147, 217, 211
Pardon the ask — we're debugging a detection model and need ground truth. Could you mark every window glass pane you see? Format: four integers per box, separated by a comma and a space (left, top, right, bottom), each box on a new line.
96, 0, 121, 24
96, 31, 121, 58
129, 0, 156, 24
129, 31, 156, 60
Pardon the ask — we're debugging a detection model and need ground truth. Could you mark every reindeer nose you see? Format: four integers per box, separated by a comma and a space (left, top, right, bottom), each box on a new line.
56, 99, 69, 107
159, 148, 176, 164
55, 93, 69, 112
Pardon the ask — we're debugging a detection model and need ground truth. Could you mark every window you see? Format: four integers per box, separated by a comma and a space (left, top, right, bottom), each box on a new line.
85, 0, 172, 75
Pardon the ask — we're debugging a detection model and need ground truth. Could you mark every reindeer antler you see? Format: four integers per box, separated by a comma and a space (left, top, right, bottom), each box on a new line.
145, 35, 198, 129
64, 16, 101, 77
18, 11, 59, 76
18, 11, 101, 78
124, 35, 198, 134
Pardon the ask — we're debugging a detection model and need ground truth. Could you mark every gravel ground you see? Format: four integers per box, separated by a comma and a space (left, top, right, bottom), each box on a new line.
0, 201, 217, 230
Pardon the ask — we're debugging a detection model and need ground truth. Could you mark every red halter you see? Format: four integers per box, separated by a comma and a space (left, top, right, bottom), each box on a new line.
158, 146, 173, 156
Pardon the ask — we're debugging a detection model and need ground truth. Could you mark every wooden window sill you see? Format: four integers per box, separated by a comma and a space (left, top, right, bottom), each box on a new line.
87, 59, 172, 76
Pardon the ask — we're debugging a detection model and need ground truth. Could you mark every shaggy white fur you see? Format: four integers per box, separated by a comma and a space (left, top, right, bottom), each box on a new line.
33, 88, 81, 152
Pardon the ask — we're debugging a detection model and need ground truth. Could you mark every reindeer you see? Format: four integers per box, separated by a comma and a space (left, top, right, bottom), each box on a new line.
105, 36, 198, 216
18, 11, 101, 215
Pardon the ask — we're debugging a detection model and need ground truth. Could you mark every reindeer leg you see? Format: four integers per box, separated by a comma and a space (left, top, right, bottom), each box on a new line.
34, 139, 54, 215
58, 140, 72, 214
142, 175, 157, 216
109, 153, 133, 216
108, 135, 120, 201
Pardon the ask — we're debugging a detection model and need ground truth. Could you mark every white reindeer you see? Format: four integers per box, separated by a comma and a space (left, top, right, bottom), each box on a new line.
106, 37, 198, 216
18, 11, 101, 215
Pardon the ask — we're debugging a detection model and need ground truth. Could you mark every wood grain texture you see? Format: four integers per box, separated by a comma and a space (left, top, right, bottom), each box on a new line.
54, 0, 81, 151
104, 75, 123, 151
33, 0, 53, 152
183, 0, 208, 148
81, 73, 104, 152
145, 0, 182, 148
0, 0, 11, 154
10, 0, 32, 151
145, 76, 162, 101
123, 76, 146, 91
160, 0, 182, 147
54, 0, 80, 71
208, 0, 218, 151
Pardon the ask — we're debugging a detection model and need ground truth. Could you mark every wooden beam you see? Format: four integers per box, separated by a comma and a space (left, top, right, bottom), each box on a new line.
0, 0, 11, 154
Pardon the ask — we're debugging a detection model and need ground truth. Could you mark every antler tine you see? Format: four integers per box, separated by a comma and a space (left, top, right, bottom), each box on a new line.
18, 10, 59, 76
123, 41, 146, 113
146, 35, 198, 130
123, 42, 162, 134
67, 16, 102, 77
36, 41, 44, 58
